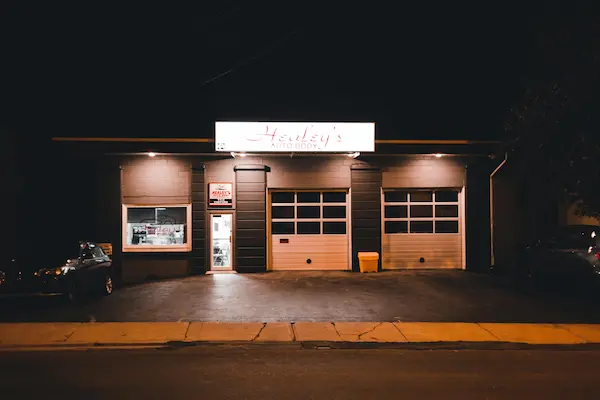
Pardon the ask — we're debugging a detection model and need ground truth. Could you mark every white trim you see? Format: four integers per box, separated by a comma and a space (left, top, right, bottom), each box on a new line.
347, 188, 353, 271
460, 186, 467, 270
209, 212, 234, 271
122, 204, 192, 253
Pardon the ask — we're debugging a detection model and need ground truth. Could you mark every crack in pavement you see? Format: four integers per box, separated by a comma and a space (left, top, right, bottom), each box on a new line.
290, 322, 297, 342
62, 325, 81, 343
251, 323, 267, 341
331, 322, 343, 339
357, 322, 385, 341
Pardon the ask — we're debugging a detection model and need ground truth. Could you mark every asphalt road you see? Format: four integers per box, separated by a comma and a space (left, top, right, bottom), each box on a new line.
1, 347, 600, 399
1, 271, 600, 323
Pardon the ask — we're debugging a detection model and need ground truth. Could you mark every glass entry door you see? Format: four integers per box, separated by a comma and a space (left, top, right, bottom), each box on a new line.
210, 214, 233, 270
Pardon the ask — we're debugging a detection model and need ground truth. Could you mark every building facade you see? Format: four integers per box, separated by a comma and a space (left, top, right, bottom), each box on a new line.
48, 123, 499, 283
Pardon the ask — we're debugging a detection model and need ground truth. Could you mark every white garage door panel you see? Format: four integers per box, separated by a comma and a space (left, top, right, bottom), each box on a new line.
382, 234, 461, 269
272, 235, 348, 270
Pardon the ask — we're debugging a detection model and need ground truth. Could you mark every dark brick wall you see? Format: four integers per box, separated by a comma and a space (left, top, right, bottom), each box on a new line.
121, 157, 191, 205
191, 163, 206, 274
350, 165, 382, 271
465, 160, 493, 272
234, 164, 268, 273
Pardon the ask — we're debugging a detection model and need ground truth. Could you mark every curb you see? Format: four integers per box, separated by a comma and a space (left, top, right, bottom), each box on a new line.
4, 340, 600, 352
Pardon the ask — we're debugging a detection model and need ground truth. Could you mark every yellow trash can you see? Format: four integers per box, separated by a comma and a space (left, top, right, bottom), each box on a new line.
358, 252, 379, 273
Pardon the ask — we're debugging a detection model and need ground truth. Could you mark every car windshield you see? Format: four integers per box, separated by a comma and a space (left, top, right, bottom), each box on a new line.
551, 225, 599, 249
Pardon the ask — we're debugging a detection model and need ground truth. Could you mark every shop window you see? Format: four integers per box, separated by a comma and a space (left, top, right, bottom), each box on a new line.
323, 206, 346, 219
272, 192, 294, 203
435, 205, 458, 218
435, 190, 459, 202
410, 221, 434, 233
297, 222, 320, 234
272, 222, 295, 234
323, 192, 346, 203
272, 206, 294, 219
410, 205, 433, 218
410, 191, 433, 202
323, 222, 346, 234
297, 206, 320, 219
297, 192, 320, 203
123, 205, 191, 252
384, 191, 408, 203
385, 221, 408, 234
436, 221, 459, 233
384, 205, 407, 219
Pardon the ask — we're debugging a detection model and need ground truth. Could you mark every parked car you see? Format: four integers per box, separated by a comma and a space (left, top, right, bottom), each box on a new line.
518, 225, 600, 287
0, 241, 114, 300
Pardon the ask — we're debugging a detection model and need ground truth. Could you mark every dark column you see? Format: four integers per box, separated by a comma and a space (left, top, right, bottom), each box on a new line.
191, 163, 206, 274
465, 160, 493, 272
234, 164, 268, 273
94, 159, 123, 280
350, 165, 382, 271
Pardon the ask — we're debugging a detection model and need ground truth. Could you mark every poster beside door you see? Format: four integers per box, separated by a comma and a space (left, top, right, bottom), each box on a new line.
208, 182, 233, 207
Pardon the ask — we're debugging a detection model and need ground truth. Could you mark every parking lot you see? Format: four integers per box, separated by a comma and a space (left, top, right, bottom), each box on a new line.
1, 270, 599, 323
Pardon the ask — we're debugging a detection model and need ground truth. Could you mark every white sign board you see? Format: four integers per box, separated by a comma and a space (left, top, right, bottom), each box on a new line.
215, 122, 375, 152
208, 182, 233, 207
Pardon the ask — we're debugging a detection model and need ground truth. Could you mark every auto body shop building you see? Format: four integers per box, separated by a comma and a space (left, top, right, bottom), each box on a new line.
51, 122, 499, 283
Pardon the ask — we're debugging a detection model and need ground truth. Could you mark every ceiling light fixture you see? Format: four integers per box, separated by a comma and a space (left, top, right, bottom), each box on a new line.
434, 153, 443, 158
148, 152, 156, 157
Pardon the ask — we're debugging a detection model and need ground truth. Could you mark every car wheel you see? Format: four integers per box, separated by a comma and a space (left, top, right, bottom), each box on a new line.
102, 274, 114, 296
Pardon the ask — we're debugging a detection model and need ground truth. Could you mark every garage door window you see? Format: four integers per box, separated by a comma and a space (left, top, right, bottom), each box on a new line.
271, 191, 348, 235
383, 190, 460, 234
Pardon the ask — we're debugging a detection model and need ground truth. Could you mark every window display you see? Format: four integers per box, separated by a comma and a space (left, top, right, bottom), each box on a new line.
123, 205, 191, 252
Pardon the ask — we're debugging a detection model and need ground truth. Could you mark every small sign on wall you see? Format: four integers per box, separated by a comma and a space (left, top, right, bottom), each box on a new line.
208, 182, 233, 207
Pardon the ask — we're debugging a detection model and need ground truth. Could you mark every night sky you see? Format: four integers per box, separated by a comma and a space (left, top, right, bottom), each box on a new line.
0, 1, 578, 141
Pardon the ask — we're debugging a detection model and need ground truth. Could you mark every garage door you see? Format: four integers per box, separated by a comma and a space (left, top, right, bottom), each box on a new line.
382, 189, 463, 269
270, 190, 349, 270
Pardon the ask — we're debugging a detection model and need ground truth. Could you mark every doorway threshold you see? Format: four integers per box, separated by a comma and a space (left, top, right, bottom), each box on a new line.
206, 270, 237, 275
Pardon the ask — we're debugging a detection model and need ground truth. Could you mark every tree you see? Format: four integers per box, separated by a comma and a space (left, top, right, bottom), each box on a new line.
504, 2, 600, 219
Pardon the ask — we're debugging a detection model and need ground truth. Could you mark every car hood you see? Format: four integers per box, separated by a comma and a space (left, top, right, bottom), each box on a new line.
4, 254, 82, 273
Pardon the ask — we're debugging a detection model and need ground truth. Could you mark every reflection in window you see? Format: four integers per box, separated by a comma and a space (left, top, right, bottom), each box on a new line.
435, 205, 458, 217
297, 222, 320, 234
323, 222, 346, 234
323, 206, 346, 219
297, 192, 320, 203
272, 206, 294, 219
323, 192, 346, 203
297, 206, 320, 219
272, 222, 294, 234
435, 190, 459, 202
272, 192, 294, 203
410, 221, 434, 233
410, 191, 433, 202
126, 206, 188, 246
384, 191, 408, 203
436, 221, 459, 233
385, 205, 407, 218
385, 221, 408, 234
410, 205, 433, 218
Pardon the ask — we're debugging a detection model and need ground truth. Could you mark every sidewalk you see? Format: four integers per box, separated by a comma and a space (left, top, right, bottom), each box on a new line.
2, 322, 600, 351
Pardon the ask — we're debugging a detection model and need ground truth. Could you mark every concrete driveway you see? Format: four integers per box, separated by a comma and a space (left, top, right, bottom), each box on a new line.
1, 270, 599, 323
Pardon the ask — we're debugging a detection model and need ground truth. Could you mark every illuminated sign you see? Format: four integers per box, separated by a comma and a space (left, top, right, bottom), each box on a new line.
215, 122, 375, 152
208, 182, 233, 207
